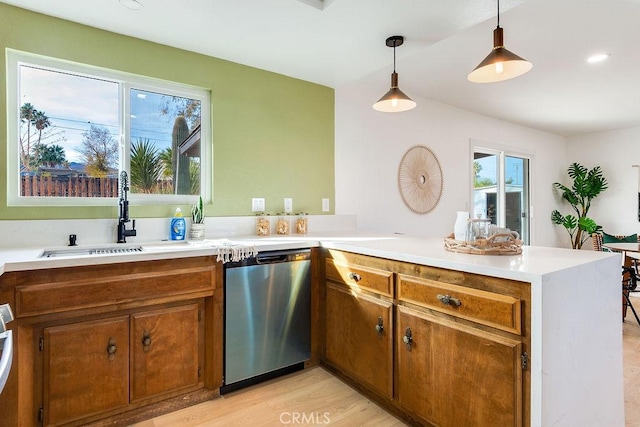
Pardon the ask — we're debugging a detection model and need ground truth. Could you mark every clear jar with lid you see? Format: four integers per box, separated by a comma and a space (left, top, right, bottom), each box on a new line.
295, 212, 308, 235
276, 213, 290, 235
256, 213, 271, 236
467, 218, 491, 241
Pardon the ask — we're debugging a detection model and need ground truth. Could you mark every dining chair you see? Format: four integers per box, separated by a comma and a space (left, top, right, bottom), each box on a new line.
592, 232, 640, 325
622, 266, 640, 325
591, 232, 640, 251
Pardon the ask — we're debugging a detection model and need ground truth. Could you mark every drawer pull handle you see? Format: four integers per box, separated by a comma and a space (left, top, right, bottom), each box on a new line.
437, 294, 461, 307
142, 330, 152, 352
375, 316, 384, 337
349, 272, 362, 282
402, 327, 413, 351
107, 337, 117, 361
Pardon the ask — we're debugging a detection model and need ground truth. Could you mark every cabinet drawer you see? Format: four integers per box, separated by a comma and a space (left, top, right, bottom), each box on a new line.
325, 258, 393, 297
398, 274, 521, 335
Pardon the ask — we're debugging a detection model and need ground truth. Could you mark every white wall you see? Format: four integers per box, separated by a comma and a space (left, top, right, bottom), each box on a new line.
335, 73, 569, 247
568, 126, 640, 237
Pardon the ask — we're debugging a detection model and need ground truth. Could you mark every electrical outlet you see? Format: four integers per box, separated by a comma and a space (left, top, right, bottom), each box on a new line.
252, 198, 265, 212
322, 198, 330, 212
284, 198, 293, 213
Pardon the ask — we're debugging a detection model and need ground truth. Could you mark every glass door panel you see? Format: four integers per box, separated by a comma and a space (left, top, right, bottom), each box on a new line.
473, 149, 530, 244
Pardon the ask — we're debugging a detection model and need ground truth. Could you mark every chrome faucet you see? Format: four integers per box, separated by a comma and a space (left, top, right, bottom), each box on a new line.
117, 171, 136, 243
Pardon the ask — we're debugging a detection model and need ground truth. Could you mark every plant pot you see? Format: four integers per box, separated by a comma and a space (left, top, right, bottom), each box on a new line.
190, 223, 205, 240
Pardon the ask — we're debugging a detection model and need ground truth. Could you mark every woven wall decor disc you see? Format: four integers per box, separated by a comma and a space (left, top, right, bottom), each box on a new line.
398, 145, 443, 214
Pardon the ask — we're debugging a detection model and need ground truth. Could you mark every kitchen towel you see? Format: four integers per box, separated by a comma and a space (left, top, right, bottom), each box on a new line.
205, 239, 258, 263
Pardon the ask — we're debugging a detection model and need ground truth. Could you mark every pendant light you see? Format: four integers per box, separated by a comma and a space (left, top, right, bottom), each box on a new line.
373, 35, 416, 113
467, 0, 532, 83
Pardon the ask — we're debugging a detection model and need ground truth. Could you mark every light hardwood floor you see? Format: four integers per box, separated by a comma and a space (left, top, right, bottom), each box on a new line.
132, 366, 405, 426
136, 316, 640, 427
624, 316, 640, 427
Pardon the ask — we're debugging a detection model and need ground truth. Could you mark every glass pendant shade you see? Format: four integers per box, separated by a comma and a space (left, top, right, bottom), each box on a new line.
468, 25, 532, 83
373, 72, 417, 112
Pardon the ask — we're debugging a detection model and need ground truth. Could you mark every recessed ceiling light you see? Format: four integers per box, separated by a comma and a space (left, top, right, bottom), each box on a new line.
120, 0, 142, 10
587, 53, 610, 64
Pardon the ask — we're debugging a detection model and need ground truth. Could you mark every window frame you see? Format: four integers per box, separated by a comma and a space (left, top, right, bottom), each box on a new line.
6, 49, 211, 207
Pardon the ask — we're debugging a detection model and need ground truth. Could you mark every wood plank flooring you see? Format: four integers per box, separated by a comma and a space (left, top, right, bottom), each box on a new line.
624, 316, 640, 427
132, 366, 405, 426
135, 315, 640, 426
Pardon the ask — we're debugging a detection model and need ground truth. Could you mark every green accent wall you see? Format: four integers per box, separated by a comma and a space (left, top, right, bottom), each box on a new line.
0, 4, 335, 219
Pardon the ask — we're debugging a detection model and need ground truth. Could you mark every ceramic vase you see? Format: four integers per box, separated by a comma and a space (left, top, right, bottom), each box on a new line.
190, 223, 205, 240
454, 211, 469, 241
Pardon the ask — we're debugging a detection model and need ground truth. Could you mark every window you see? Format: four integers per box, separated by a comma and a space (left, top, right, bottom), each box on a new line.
6, 49, 211, 206
472, 145, 531, 244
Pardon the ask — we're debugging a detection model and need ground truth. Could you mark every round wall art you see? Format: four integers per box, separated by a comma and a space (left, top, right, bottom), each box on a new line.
397, 145, 443, 214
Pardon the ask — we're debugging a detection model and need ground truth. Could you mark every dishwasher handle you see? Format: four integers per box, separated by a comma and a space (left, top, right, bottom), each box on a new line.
255, 250, 311, 265
256, 253, 290, 264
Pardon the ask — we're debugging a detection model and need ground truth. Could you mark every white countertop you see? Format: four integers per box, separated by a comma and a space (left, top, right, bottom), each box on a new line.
0, 231, 624, 426
0, 232, 619, 282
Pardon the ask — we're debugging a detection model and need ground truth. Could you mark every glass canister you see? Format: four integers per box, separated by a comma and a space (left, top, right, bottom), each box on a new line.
295, 212, 308, 235
467, 218, 491, 241
276, 213, 290, 235
256, 213, 271, 236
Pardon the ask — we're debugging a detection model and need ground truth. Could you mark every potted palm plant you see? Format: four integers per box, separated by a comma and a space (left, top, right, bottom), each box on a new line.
190, 196, 205, 240
551, 163, 608, 249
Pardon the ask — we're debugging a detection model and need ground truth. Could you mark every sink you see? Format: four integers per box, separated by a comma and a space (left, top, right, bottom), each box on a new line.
38, 241, 208, 259
40, 246, 143, 258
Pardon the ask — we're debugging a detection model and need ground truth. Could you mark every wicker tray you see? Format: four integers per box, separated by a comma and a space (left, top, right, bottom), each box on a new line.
444, 233, 523, 255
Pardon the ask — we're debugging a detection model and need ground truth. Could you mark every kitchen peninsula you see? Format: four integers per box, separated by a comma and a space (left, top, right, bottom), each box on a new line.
0, 234, 623, 426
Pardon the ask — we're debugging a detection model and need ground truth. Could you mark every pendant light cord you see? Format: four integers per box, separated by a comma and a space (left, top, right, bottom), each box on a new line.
496, 0, 500, 28
393, 41, 397, 73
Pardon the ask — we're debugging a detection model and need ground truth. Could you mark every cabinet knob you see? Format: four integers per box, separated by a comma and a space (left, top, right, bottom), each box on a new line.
142, 330, 152, 351
348, 272, 362, 282
402, 327, 413, 351
437, 294, 462, 307
375, 316, 384, 337
106, 337, 117, 360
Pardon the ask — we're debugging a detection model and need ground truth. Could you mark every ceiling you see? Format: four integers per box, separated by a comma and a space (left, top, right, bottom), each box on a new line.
2, 0, 639, 137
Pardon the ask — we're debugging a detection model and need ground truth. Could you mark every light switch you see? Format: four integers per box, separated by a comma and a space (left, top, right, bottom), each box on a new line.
322, 198, 330, 212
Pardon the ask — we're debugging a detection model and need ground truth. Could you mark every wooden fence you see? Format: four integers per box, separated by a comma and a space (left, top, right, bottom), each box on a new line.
21, 176, 120, 197
21, 176, 176, 197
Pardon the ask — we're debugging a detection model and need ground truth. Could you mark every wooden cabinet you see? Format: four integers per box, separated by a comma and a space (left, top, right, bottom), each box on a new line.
130, 304, 202, 403
396, 305, 523, 427
41, 303, 205, 426
321, 249, 531, 427
324, 255, 394, 399
325, 282, 393, 399
44, 316, 130, 426
0, 256, 222, 427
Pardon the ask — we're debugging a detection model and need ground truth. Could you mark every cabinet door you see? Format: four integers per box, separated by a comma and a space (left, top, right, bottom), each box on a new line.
397, 306, 523, 427
44, 316, 129, 426
325, 282, 393, 399
130, 303, 201, 402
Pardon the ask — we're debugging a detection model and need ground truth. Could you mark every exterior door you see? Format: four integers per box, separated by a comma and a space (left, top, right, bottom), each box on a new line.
473, 148, 531, 244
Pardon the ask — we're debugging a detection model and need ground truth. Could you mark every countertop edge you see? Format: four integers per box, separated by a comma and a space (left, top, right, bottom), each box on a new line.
0, 234, 620, 282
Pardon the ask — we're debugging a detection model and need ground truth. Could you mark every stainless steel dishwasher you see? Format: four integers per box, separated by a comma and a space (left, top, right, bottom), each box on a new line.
222, 249, 311, 393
